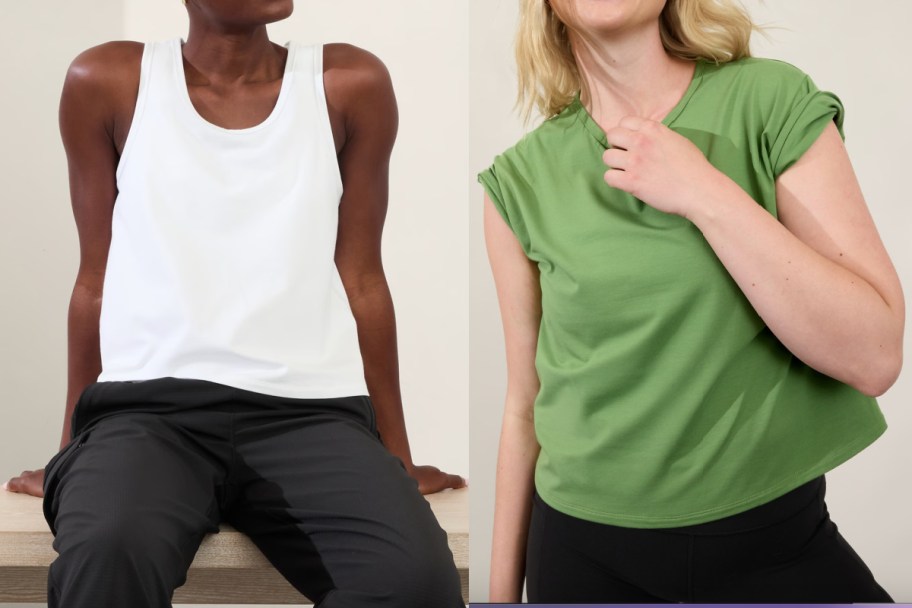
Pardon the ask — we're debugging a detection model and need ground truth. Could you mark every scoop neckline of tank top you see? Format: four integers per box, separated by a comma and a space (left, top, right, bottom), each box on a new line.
172, 37, 296, 134
572, 58, 706, 149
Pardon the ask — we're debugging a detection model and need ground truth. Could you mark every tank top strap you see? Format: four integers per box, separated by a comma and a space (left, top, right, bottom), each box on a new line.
144, 37, 185, 114
292, 43, 340, 188
114, 40, 155, 183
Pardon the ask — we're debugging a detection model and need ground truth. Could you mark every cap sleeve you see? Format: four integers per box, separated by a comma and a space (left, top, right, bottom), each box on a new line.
478, 165, 511, 227
477, 160, 532, 254
768, 75, 845, 178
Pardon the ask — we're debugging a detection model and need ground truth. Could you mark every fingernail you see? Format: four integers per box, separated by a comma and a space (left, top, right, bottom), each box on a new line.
1, 481, 8, 491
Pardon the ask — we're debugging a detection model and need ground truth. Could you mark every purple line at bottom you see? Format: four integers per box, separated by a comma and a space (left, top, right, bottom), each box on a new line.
468, 604, 903, 607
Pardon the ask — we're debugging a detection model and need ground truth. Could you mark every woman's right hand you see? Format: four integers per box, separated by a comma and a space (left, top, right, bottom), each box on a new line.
3, 468, 46, 498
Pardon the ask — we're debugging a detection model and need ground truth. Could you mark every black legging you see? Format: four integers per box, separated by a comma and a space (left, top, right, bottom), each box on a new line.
526, 476, 893, 603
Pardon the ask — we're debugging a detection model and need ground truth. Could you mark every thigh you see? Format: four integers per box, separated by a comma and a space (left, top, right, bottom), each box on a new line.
525, 492, 681, 603
43, 411, 224, 566
225, 396, 461, 606
692, 479, 894, 602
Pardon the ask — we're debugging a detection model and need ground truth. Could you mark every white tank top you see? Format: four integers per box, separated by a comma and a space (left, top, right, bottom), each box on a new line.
97, 37, 369, 399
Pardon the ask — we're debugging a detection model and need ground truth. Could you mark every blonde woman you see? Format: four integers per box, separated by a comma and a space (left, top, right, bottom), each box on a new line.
480, 0, 903, 602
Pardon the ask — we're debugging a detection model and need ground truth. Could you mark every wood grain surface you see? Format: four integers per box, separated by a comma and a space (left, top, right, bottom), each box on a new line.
0, 487, 468, 603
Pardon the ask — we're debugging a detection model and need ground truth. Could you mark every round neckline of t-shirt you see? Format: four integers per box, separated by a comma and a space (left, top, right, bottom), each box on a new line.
571, 58, 707, 148
172, 37, 296, 135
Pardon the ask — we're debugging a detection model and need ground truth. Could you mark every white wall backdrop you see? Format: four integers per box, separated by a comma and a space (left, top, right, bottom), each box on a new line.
469, 0, 912, 602
0, 0, 125, 545
0, 0, 123, 465
1, 2, 468, 607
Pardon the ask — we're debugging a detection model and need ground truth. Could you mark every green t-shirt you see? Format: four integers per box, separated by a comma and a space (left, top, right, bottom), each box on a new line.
478, 57, 887, 528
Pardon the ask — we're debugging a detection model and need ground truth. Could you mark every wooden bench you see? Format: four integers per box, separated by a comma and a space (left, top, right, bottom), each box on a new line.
0, 486, 468, 604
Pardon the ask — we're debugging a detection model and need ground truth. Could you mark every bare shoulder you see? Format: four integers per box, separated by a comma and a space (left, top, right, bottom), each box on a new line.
63, 41, 143, 108
322, 43, 394, 105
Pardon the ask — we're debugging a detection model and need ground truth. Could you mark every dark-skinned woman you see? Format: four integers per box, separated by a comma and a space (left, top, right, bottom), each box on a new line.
3, 1, 465, 606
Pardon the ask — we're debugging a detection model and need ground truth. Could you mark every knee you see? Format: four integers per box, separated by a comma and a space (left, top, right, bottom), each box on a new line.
100, 520, 174, 561
375, 550, 463, 607
48, 513, 193, 606
54, 512, 185, 569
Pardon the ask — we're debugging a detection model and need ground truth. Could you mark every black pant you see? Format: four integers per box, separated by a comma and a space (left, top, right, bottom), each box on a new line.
526, 476, 893, 603
42, 377, 464, 607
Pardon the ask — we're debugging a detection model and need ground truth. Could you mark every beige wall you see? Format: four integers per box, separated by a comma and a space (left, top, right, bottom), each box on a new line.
469, 0, 912, 601
0, 0, 123, 491
1, 2, 120, 607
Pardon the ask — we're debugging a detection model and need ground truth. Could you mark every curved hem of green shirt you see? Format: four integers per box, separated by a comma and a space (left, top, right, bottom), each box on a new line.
536, 418, 886, 529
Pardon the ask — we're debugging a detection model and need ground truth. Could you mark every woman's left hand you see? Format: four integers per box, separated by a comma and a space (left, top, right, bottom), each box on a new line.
408, 464, 467, 495
602, 116, 729, 219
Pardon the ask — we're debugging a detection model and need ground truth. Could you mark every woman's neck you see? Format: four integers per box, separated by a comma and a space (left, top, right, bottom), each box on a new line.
182, 25, 283, 87
571, 22, 695, 131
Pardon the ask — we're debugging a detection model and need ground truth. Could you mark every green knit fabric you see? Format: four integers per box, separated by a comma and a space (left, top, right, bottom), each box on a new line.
479, 57, 886, 527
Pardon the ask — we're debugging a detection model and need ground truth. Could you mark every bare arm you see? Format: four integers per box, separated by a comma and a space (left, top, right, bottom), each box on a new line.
4, 42, 137, 496
483, 195, 542, 601
324, 44, 464, 494
604, 118, 904, 396
59, 43, 140, 448
688, 123, 904, 395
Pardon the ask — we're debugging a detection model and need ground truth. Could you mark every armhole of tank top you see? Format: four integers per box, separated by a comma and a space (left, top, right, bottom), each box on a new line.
115, 41, 154, 183
313, 44, 344, 198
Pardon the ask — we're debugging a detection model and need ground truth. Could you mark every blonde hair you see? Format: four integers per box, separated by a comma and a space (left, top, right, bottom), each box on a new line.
516, 0, 757, 121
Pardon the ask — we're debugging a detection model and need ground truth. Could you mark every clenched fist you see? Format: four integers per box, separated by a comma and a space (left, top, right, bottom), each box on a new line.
602, 115, 733, 220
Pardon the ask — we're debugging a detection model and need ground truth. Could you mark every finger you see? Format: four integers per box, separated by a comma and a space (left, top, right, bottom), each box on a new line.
418, 480, 440, 495
433, 474, 466, 493
446, 474, 467, 490
421, 479, 449, 495
604, 126, 637, 151
429, 475, 451, 494
604, 167, 635, 194
602, 148, 629, 171
26, 479, 45, 499
418, 474, 458, 495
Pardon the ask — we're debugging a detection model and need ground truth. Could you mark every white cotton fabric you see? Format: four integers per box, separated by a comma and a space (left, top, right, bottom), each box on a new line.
97, 37, 368, 398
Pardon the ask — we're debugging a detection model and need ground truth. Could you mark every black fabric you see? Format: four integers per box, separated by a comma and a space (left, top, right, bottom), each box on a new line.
526, 476, 893, 603
42, 377, 464, 608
